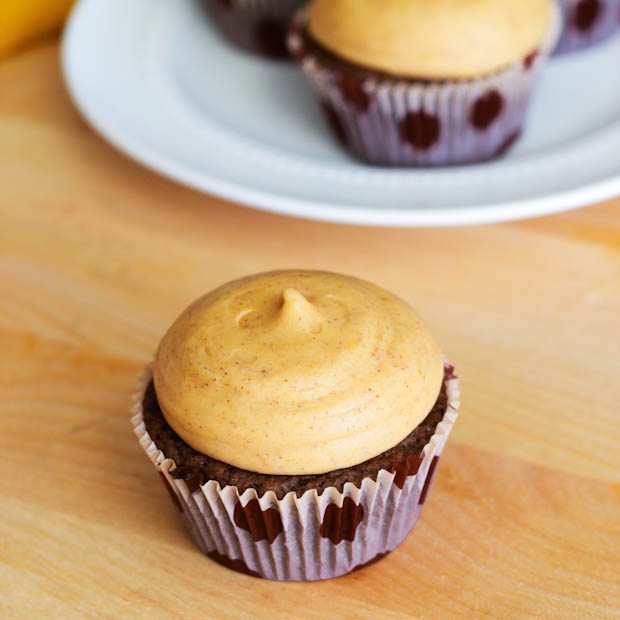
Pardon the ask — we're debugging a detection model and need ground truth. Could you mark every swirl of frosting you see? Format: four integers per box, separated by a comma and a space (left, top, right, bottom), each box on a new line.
153, 271, 443, 475
308, 0, 553, 79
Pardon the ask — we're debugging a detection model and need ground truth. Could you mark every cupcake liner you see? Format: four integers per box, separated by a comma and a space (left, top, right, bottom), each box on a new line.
554, 0, 620, 54
131, 362, 460, 581
201, 0, 306, 59
287, 6, 561, 166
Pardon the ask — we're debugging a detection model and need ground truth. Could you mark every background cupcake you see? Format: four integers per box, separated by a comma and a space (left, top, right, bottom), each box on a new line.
554, 0, 620, 54
132, 270, 460, 581
288, 0, 560, 166
201, 0, 307, 59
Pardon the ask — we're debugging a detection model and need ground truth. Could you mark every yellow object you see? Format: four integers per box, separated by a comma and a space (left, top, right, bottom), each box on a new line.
308, 0, 553, 79
0, 0, 75, 59
153, 270, 444, 476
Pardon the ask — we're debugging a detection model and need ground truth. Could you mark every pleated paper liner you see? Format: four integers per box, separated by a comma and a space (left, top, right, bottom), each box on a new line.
554, 0, 620, 54
201, 0, 306, 59
287, 5, 561, 166
132, 362, 460, 581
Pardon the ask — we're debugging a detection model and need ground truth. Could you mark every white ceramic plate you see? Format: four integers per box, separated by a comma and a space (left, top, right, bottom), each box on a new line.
62, 0, 620, 227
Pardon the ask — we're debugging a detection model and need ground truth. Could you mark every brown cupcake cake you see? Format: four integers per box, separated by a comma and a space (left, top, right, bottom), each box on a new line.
555, 0, 620, 54
288, 0, 561, 166
201, 0, 306, 59
132, 270, 460, 581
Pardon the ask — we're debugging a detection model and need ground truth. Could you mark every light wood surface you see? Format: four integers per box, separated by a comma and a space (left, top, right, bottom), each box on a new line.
1, 43, 619, 620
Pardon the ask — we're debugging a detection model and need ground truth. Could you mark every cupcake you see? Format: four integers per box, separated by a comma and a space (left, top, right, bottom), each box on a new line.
288, 0, 561, 166
554, 0, 620, 54
201, 0, 307, 59
132, 271, 460, 581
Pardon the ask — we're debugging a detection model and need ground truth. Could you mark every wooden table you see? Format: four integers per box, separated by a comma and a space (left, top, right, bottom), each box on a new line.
1, 42, 619, 620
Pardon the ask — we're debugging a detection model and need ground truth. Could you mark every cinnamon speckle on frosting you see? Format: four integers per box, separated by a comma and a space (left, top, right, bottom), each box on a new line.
153, 270, 443, 475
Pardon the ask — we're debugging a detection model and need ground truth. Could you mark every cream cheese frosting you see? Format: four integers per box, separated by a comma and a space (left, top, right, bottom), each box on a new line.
153, 271, 443, 475
308, 0, 553, 79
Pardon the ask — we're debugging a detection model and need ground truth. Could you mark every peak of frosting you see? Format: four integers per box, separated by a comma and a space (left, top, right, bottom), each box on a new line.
153, 270, 443, 475
308, 0, 553, 79
277, 287, 323, 334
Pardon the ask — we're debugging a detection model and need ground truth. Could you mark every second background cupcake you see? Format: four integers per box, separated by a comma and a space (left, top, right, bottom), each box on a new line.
201, 0, 307, 59
554, 0, 620, 54
288, 0, 561, 166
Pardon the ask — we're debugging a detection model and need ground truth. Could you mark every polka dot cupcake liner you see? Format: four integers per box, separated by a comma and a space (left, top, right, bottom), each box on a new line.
554, 0, 620, 54
131, 362, 460, 581
201, 0, 307, 59
287, 7, 561, 167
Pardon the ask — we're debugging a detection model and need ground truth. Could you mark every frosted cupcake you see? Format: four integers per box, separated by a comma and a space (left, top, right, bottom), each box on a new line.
201, 0, 307, 59
132, 271, 459, 581
288, 0, 560, 166
555, 0, 620, 54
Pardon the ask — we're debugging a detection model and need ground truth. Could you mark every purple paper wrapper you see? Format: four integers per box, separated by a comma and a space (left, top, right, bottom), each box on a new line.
131, 362, 460, 581
201, 0, 306, 59
554, 0, 620, 54
287, 7, 561, 166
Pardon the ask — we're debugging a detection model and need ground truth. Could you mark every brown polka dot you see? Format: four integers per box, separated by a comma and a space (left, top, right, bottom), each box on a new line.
390, 454, 424, 489
523, 50, 538, 70
183, 470, 207, 493
470, 90, 504, 130
255, 19, 288, 59
319, 497, 364, 544
574, 0, 602, 32
494, 129, 522, 157
443, 363, 458, 381
234, 498, 283, 544
322, 103, 348, 146
337, 75, 371, 112
398, 110, 441, 150
159, 472, 183, 513
351, 551, 389, 574
207, 550, 263, 578
419, 456, 440, 505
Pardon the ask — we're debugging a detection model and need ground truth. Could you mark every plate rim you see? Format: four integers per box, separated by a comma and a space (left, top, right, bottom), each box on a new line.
61, 0, 620, 227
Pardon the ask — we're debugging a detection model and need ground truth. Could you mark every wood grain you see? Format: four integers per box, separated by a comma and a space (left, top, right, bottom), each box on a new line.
1, 43, 619, 620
